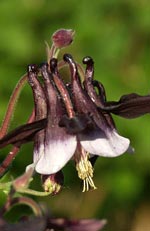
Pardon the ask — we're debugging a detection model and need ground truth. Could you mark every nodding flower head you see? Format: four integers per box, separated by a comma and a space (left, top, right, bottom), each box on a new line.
0, 29, 150, 192
27, 53, 150, 190
26, 54, 132, 192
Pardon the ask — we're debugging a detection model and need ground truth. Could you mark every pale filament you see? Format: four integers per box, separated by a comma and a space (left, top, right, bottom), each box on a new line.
75, 143, 97, 192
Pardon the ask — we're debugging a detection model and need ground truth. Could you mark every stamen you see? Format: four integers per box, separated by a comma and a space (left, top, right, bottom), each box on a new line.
75, 152, 97, 192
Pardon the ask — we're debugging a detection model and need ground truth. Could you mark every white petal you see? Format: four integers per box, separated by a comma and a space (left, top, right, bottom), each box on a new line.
33, 143, 45, 164
79, 129, 130, 157
35, 129, 77, 174
33, 130, 45, 164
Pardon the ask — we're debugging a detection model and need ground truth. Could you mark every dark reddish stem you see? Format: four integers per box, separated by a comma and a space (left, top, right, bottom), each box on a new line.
0, 74, 28, 138
0, 146, 20, 177
0, 109, 35, 178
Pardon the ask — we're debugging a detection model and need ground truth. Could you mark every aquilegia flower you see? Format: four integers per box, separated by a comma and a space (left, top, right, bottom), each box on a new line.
0, 29, 150, 192
26, 55, 133, 191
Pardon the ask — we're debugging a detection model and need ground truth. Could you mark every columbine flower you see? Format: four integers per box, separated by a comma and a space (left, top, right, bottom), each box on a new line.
0, 29, 150, 192
27, 54, 150, 191
29, 55, 130, 191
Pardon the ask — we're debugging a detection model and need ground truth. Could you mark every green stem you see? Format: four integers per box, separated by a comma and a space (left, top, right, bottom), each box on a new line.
18, 188, 52, 197
10, 196, 42, 216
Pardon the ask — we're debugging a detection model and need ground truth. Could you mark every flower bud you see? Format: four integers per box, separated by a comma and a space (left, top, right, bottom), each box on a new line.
13, 165, 34, 191
41, 171, 64, 195
52, 29, 75, 48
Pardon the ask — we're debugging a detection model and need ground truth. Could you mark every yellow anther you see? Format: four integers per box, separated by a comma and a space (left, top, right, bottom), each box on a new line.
76, 156, 97, 192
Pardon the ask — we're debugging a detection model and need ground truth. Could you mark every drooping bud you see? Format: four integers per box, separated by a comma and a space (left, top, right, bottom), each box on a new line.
52, 29, 75, 48
13, 165, 34, 191
41, 171, 64, 195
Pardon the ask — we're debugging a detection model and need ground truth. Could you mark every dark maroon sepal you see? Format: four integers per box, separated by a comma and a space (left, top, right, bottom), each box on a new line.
103, 93, 150, 119
0, 119, 47, 148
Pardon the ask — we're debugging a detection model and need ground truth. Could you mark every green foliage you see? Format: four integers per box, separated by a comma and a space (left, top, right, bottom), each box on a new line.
0, 1, 150, 230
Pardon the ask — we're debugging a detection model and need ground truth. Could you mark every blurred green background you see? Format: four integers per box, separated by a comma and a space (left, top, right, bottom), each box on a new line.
0, 0, 150, 230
